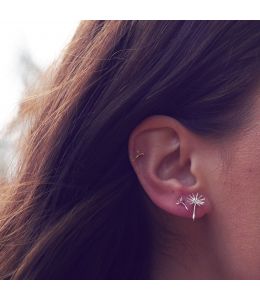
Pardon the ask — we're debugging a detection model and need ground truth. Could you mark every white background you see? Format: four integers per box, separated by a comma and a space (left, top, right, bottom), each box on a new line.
0, 21, 79, 132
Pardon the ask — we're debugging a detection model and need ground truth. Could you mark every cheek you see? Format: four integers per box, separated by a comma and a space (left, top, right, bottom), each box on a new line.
218, 127, 260, 201
227, 140, 260, 201
211, 138, 260, 278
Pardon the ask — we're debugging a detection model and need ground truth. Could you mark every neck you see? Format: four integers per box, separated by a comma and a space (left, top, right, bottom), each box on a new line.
148, 209, 224, 279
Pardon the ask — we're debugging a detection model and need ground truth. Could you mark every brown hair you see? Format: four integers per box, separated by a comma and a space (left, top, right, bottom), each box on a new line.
0, 20, 260, 279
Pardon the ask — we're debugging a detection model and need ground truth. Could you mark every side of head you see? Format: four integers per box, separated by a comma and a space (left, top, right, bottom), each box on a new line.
0, 21, 260, 279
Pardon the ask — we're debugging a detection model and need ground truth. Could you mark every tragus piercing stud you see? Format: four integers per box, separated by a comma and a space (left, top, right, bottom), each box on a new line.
176, 193, 206, 221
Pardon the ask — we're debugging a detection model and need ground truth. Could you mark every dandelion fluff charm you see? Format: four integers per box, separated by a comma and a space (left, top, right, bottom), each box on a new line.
186, 193, 206, 221
176, 196, 189, 211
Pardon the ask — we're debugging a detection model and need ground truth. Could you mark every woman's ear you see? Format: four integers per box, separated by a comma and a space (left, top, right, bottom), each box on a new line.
128, 115, 211, 221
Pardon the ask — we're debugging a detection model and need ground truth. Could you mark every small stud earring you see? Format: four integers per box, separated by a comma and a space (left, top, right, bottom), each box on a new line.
134, 150, 144, 160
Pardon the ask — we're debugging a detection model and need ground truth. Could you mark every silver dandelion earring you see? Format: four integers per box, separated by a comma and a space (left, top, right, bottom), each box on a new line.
176, 192, 206, 221
176, 196, 189, 211
186, 193, 206, 221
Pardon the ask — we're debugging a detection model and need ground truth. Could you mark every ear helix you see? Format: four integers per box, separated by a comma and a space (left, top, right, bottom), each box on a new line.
133, 150, 207, 222
133, 149, 145, 160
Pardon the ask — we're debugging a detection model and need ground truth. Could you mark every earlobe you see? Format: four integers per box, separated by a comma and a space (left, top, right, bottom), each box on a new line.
128, 115, 211, 222
176, 193, 208, 221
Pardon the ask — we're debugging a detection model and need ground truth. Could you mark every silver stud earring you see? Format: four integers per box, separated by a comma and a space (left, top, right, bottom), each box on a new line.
176, 193, 206, 221
134, 150, 144, 161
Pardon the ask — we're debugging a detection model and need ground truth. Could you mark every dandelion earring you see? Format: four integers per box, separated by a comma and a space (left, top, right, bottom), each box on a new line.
187, 193, 206, 221
176, 196, 189, 211
176, 193, 206, 221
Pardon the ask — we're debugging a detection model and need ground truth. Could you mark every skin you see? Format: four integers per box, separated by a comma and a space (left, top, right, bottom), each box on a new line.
128, 89, 260, 279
